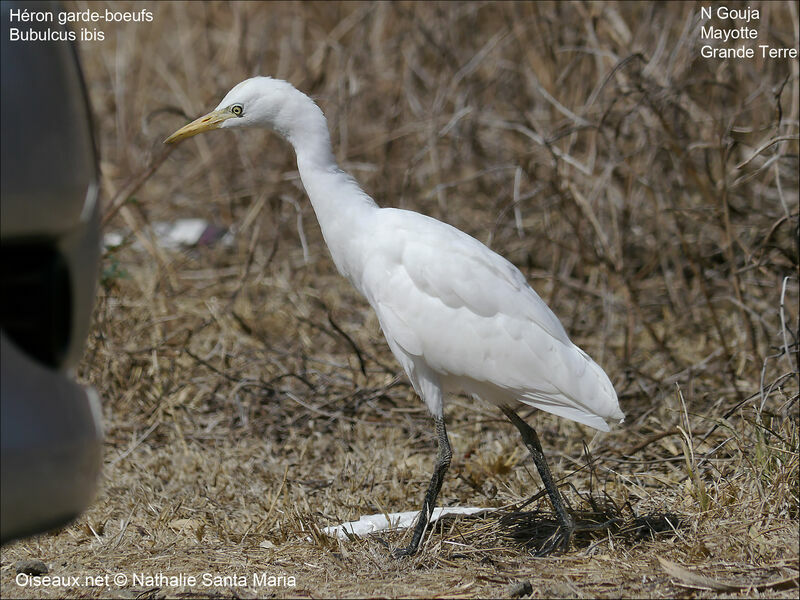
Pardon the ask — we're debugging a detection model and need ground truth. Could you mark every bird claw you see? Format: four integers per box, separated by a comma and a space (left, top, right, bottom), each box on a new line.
391, 546, 416, 559
535, 523, 573, 556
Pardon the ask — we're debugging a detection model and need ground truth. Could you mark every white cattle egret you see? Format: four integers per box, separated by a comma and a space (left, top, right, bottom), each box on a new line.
166, 77, 624, 556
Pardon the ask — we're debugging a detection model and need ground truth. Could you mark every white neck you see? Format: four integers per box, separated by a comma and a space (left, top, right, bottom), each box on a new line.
279, 92, 378, 286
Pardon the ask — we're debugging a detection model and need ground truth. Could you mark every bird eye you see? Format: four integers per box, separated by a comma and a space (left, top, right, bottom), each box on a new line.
231, 104, 243, 116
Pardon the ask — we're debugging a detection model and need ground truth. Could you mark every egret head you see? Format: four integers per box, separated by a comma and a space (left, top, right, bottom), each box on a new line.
165, 77, 322, 145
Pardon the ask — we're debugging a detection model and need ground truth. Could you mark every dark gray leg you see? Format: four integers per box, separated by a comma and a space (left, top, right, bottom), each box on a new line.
500, 405, 574, 549
393, 416, 452, 557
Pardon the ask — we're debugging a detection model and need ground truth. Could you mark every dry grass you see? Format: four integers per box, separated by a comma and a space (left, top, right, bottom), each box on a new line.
2, 1, 798, 598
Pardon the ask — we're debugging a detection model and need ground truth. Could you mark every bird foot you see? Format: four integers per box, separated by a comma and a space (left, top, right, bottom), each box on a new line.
391, 545, 418, 559
535, 522, 573, 556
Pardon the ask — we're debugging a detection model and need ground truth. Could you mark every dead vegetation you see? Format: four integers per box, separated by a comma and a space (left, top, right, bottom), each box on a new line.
1, 1, 798, 598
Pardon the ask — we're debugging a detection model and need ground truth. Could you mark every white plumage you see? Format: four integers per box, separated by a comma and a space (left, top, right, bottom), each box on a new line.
166, 76, 624, 556
359, 207, 622, 430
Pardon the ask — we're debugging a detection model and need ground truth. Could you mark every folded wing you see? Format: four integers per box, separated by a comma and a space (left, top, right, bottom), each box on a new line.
360, 209, 623, 431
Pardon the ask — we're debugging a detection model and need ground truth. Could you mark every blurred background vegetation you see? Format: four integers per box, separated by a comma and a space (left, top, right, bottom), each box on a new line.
87, 0, 797, 446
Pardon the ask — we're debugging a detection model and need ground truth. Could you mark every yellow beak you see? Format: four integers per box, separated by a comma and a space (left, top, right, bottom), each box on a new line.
164, 109, 235, 144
